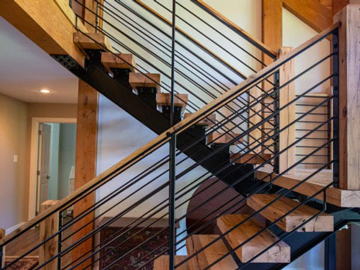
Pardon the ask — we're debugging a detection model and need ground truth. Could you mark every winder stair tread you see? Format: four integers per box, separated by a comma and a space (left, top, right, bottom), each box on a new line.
186, 234, 237, 270
217, 214, 290, 263
247, 194, 334, 232
153, 255, 190, 270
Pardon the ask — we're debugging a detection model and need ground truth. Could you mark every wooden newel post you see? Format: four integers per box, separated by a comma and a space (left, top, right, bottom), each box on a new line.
0, 228, 5, 268
278, 47, 296, 175
334, 5, 360, 190
39, 200, 59, 270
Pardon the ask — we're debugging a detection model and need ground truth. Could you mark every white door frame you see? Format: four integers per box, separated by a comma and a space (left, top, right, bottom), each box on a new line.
28, 117, 77, 221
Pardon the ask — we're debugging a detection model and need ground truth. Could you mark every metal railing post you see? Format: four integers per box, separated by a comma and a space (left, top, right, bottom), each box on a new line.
273, 70, 280, 174
169, 133, 177, 270
332, 28, 340, 188
169, 2, 177, 268
170, 0, 177, 127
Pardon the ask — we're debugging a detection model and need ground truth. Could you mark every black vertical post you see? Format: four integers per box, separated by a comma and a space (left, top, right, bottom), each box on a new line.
169, 133, 177, 270
170, 0, 177, 127
95, 0, 100, 33
0, 245, 4, 270
332, 28, 340, 188
273, 71, 280, 174
325, 233, 336, 270
58, 211, 63, 270
169, 2, 177, 269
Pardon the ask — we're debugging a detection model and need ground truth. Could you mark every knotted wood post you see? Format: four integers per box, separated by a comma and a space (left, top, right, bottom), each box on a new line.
0, 228, 5, 268
39, 200, 59, 270
334, 5, 360, 190
278, 47, 296, 175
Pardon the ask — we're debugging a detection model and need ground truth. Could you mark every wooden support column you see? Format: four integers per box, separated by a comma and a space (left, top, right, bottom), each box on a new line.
334, 5, 360, 190
278, 47, 296, 175
0, 228, 5, 268
260, 0, 283, 154
72, 80, 98, 268
39, 200, 59, 270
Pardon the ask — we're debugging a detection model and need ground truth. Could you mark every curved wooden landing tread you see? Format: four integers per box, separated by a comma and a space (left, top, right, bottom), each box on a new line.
217, 214, 290, 263
256, 167, 360, 207
247, 194, 334, 232
186, 234, 237, 270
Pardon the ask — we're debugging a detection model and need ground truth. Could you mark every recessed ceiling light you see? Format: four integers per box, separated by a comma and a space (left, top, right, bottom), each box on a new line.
40, 89, 50, 94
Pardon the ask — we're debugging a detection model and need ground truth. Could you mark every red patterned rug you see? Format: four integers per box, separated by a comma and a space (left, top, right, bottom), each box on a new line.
5, 257, 39, 270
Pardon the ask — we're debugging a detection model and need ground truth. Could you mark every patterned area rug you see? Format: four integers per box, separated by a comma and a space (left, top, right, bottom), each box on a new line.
5, 257, 39, 270
100, 227, 169, 270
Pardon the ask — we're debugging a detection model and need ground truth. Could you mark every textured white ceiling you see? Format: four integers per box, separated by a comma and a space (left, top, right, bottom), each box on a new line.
0, 17, 78, 104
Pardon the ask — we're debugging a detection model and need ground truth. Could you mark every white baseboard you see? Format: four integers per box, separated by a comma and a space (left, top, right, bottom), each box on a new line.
5, 222, 26, 235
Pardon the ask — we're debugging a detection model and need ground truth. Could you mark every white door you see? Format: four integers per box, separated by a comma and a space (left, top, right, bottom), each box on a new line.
37, 123, 51, 214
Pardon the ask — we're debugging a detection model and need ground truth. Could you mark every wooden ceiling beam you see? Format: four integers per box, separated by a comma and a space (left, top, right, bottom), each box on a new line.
0, 0, 86, 67
283, 0, 333, 33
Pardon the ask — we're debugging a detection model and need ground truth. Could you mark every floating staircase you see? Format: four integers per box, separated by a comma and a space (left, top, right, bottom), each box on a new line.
2, 2, 360, 270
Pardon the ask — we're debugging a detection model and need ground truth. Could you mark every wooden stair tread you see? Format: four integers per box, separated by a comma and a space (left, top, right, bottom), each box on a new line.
154, 255, 190, 270
186, 234, 237, 270
247, 194, 334, 232
101, 52, 136, 72
217, 214, 290, 263
129, 72, 161, 92
256, 167, 360, 207
230, 153, 272, 164
207, 132, 243, 145
74, 32, 113, 51
184, 113, 216, 126
157, 93, 188, 108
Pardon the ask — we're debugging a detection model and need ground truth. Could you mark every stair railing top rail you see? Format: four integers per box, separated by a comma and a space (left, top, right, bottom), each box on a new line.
0, 21, 340, 248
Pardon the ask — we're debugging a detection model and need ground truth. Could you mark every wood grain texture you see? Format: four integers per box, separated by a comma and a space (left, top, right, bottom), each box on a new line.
73, 32, 113, 51
55, 0, 88, 33
278, 47, 296, 174
262, 0, 282, 62
334, 5, 360, 190
72, 80, 98, 269
156, 93, 188, 108
257, 167, 360, 207
230, 153, 272, 165
184, 113, 216, 127
129, 73, 161, 92
153, 255, 190, 270
186, 235, 237, 270
332, 0, 350, 15
207, 132, 243, 145
283, 0, 333, 33
39, 200, 59, 270
101, 52, 136, 73
1, 22, 340, 247
0, 0, 85, 67
247, 194, 334, 232
217, 214, 290, 263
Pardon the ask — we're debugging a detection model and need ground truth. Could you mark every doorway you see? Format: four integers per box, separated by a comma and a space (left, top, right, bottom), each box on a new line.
29, 118, 77, 219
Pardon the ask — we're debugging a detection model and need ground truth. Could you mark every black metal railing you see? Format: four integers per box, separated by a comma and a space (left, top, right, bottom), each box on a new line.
0, 18, 341, 269
0, 1, 342, 269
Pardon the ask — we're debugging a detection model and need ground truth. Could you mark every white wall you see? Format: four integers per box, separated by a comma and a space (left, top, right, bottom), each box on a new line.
0, 93, 27, 230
